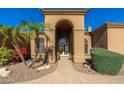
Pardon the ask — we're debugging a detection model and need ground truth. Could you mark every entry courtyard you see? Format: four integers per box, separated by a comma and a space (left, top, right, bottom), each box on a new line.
22, 57, 124, 84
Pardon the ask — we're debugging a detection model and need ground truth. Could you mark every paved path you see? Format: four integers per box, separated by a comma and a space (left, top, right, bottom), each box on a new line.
22, 57, 124, 84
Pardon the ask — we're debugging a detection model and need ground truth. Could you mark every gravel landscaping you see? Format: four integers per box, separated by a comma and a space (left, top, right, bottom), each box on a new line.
0, 61, 57, 84
72, 63, 100, 75
1, 60, 124, 84
72, 63, 124, 76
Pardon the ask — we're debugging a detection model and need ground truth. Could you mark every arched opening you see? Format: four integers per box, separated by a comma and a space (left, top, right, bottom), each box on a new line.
58, 38, 69, 56
84, 38, 88, 54
55, 20, 74, 58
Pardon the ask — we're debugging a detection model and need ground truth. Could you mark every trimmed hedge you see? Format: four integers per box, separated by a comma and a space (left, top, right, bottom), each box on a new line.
91, 48, 124, 75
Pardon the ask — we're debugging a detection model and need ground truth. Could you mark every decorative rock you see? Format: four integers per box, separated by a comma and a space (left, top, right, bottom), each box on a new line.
37, 66, 46, 71
45, 65, 51, 69
0, 68, 11, 77
83, 64, 90, 68
37, 64, 51, 71
83, 64, 91, 72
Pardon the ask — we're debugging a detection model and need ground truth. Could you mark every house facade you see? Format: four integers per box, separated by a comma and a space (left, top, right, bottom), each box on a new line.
92, 23, 124, 55
30, 9, 124, 63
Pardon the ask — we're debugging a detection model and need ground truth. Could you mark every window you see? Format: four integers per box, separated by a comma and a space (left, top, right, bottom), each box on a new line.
84, 38, 88, 54
38, 37, 45, 53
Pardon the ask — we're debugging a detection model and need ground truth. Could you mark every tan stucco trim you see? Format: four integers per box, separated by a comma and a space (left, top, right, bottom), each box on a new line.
42, 9, 88, 15
107, 23, 124, 28
45, 29, 85, 32
73, 29, 85, 31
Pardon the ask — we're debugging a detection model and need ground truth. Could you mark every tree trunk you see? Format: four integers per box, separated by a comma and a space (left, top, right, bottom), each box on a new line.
11, 39, 27, 66
29, 37, 38, 68
30, 31, 40, 68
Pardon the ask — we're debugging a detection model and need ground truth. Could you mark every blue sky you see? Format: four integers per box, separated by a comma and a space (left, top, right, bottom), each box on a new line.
85, 8, 124, 31
0, 8, 124, 31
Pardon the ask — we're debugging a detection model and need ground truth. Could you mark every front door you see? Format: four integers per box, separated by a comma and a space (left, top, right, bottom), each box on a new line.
58, 38, 69, 57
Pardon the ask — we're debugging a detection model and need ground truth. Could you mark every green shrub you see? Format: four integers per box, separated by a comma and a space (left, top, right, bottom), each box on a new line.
69, 53, 73, 60
0, 47, 13, 65
56, 52, 60, 60
91, 48, 124, 75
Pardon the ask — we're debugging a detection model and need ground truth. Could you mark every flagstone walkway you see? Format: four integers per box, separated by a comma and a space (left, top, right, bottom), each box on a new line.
22, 57, 124, 84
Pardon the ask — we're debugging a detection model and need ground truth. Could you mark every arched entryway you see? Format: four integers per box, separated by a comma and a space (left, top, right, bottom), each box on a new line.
55, 20, 74, 58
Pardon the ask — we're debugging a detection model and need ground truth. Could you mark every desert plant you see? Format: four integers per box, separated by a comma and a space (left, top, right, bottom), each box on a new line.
37, 53, 43, 61
20, 20, 51, 68
0, 25, 29, 66
0, 47, 13, 65
91, 48, 124, 75
69, 53, 73, 60
56, 52, 60, 60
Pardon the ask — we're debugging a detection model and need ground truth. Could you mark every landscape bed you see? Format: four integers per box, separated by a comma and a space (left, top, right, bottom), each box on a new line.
0, 62, 57, 84
72, 63, 100, 75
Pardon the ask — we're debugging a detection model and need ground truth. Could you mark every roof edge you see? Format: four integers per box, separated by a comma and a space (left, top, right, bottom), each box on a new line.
41, 8, 89, 15
93, 22, 124, 33
107, 23, 124, 28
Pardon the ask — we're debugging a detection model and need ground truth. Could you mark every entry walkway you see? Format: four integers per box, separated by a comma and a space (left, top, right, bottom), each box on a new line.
22, 57, 124, 84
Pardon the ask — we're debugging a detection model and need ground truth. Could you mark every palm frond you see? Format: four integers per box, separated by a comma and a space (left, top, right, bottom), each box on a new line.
2, 36, 8, 47
29, 17, 36, 25
44, 23, 52, 30
37, 23, 44, 31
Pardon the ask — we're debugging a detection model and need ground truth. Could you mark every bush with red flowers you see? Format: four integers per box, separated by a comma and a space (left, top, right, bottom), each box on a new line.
12, 47, 30, 63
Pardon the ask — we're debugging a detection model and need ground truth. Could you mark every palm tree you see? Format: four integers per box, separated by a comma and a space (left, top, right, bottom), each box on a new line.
0, 25, 29, 66
20, 21, 51, 68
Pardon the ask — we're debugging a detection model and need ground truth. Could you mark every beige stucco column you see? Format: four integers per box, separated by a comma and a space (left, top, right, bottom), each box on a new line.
45, 28, 56, 63
73, 29, 85, 63
87, 26, 92, 54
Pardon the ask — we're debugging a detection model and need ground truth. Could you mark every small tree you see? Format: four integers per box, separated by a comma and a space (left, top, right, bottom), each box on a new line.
20, 21, 51, 68
0, 25, 29, 66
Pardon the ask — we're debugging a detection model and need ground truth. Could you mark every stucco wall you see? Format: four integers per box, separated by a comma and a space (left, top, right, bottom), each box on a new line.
44, 13, 86, 62
45, 15, 84, 29
84, 33, 92, 54
42, 9, 89, 62
84, 33, 92, 59
107, 28, 124, 54
92, 29, 107, 49
44, 14, 85, 47
73, 30, 85, 62
31, 34, 47, 58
